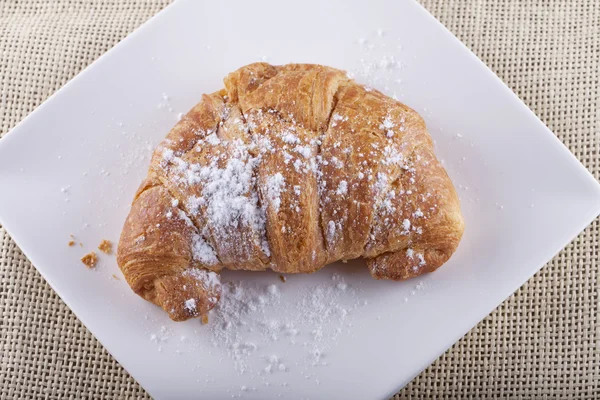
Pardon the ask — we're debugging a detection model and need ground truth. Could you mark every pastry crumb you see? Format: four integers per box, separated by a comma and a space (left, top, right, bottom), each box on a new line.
81, 252, 98, 269
79, 242, 83, 247
279, 275, 286, 283
111, 274, 120, 280
68, 240, 75, 247
98, 239, 112, 254
201, 314, 209, 325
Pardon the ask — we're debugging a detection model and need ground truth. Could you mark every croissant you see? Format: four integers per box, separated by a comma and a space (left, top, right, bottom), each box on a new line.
117, 63, 464, 321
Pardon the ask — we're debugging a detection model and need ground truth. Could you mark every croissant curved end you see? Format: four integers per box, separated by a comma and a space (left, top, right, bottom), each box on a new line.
367, 202, 465, 280
117, 181, 222, 321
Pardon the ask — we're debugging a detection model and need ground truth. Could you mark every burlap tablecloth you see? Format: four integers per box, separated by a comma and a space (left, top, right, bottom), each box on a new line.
1, 1, 598, 398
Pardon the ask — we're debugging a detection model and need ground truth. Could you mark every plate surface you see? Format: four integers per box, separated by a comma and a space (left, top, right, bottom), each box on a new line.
1, 0, 599, 399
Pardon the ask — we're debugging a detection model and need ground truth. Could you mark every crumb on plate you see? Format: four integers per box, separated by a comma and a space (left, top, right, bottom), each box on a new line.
98, 239, 112, 254
201, 314, 209, 325
279, 275, 286, 283
68, 240, 75, 247
81, 252, 98, 269
111, 274, 120, 280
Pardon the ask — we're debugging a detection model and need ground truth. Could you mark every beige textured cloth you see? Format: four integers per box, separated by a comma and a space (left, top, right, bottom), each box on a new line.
1, 0, 598, 398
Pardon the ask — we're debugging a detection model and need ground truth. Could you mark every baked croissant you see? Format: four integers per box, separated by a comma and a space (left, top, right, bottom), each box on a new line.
117, 63, 464, 321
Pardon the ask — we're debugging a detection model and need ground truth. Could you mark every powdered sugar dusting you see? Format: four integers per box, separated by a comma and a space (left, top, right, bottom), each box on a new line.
379, 115, 395, 138
182, 268, 220, 289
351, 29, 407, 99
136, 270, 429, 395
265, 173, 286, 212
191, 234, 218, 266
336, 181, 348, 196
194, 272, 366, 384
141, 268, 427, 394
294, 144, 312, 159
327, 220, 336, 243
160, 135, 270, 262
402, 219, 411, 232
184, 298, 197, 313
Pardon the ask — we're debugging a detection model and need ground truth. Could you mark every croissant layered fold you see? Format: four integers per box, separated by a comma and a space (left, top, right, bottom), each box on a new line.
117, 63, 464, 321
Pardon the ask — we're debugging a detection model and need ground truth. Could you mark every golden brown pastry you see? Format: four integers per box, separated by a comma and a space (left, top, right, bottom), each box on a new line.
117, 63, 464, 321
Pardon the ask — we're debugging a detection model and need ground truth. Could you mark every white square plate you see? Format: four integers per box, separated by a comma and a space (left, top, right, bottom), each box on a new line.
1, 0, 599, 398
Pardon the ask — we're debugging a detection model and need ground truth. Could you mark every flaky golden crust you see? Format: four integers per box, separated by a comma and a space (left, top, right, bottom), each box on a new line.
117, 63, 464, 321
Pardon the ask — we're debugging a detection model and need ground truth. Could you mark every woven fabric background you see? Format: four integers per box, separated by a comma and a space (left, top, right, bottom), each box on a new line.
0, 0, 598, 398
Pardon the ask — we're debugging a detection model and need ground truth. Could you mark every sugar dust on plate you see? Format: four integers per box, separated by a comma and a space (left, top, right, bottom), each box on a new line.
351, 31, 406, 98
142, 273, 380, 394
